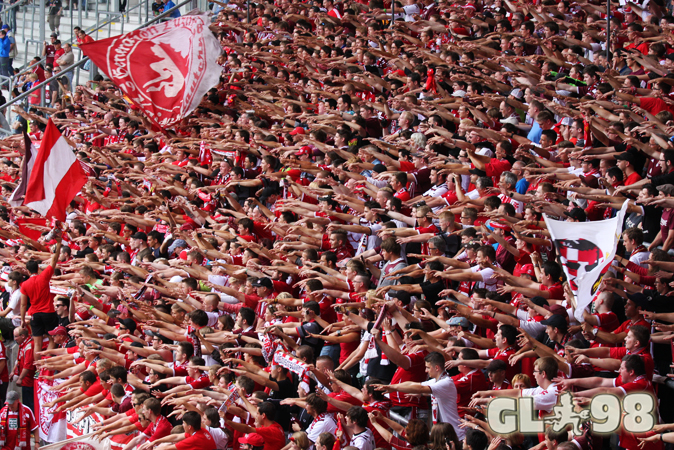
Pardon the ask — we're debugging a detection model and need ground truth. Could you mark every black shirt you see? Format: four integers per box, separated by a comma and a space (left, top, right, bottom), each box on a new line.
47, 0, 61, 15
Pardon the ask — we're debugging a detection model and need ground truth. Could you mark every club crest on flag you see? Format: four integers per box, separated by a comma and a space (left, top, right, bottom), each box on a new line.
544, 200, 629, 323
554, 238, 604, 292
80, 12, 222, 128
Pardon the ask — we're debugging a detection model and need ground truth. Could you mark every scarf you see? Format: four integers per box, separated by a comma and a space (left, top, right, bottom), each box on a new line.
186, 326, 202, 358
273, 351, 311, 386
0, 404, 27, 450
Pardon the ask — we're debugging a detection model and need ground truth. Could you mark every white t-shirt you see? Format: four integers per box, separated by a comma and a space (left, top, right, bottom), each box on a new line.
349, 428, 376, 450
205, 426, 228, 450
470, 265, 499, 291
6, 288, 21, 327
521, 383, 559, 413
307, 414, 337, 444
516, 309, 546, 336
421, 376, 464, 440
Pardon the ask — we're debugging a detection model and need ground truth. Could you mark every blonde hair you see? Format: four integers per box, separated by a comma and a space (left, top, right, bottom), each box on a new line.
365, 289, 378, 309
291, 431, 311, 450
511, 373, 531, 388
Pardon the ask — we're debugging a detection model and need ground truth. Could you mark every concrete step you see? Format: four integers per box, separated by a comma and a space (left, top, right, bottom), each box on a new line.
6, 0, 150, 74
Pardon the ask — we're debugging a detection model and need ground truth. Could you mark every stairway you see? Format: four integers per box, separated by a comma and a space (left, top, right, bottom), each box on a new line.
6, 0, 156, 80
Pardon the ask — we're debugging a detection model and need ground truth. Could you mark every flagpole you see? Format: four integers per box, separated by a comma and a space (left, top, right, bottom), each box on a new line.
606, 0, 610, 62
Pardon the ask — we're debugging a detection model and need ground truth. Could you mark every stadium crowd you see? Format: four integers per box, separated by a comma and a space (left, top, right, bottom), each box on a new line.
1, 0, 674, 449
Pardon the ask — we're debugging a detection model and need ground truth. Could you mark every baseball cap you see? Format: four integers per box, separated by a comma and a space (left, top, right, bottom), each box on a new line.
615, 152, 635, 165
657, 184, 674, 196
448, 316, 470, 328
509, 88, 524, 100
490, 222, 511, 232
50, 32, 58, 38
627, 292, 651, 308
1, 25, 9, 30
168, 239, 187, 255
530, 296, 549, 308
48, 326, 68, 336
131, 231, 147, 241
372, 164, 387, 174
118, 318, 137, 334
295, 146, 312, 157
493, 7, 506, 14
469, 168, 487, 177
388, 290, 411, 305
289, 126, 306, 136
580, 175, 599, 189
518, 264, 535, 277
540, 314, 568, 329
239, 434, 265, 446
547, 304, 567, 316
486, 359, 508, 372
5, 391, 19, 404
564, 207, 587, 222
252, 277, 273, 289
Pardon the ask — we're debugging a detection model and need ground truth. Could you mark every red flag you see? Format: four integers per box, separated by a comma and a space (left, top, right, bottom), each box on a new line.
425, 68, 437, 94
79, 12, 222, 128
19, 120, 89, 221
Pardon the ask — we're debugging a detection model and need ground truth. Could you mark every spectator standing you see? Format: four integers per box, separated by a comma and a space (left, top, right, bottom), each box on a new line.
47, 0, 62, 36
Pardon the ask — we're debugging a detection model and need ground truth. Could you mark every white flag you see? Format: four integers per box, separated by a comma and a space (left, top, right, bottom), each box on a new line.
544, 201, 629, 323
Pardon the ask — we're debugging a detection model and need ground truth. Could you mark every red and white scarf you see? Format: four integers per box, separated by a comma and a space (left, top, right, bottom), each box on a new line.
273, 351, 311, 386
0, 404, 28, 450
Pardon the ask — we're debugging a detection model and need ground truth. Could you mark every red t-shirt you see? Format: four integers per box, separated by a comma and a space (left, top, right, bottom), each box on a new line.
593, 312, 620, 333
143, 415, 172, 442
186, 374, 211, 389
624, 171, 642, 186
175, 429, 216, 450
255, 422, 286, 450
540, 282, 564, 300
389, 351, 428, 408
613, 375, 662, 450
485, 159, 512, 179
22, 265, 56, 314
486, 346, 519, 383
613, 318, 650, 336
452, 370, 489, 417
610, 347, 654, 381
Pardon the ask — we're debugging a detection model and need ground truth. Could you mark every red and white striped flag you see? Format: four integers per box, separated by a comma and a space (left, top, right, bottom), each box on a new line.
8, 131, 37, 207
10, 120, 89, 221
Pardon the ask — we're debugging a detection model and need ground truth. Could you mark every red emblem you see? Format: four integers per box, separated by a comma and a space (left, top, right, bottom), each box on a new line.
80, 13, 222, 128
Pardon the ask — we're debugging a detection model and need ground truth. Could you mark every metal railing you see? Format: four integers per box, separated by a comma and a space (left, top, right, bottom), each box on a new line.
12, 1, 139, 87
0, 0, 193, 135
93, 11, 125, 40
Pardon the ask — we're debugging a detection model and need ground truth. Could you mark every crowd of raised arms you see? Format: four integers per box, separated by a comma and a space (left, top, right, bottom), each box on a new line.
4, 0, 674, 450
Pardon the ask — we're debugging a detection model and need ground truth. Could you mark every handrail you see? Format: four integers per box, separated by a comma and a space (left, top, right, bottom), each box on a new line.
13, 3, 134, 82
0, 0, 192, 132
0, 0, 30, 17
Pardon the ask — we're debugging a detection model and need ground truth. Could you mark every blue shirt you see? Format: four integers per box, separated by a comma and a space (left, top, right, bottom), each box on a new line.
163, 0, 181, 18
515, 178, 529, 195
0, 36, 11, 58
527, 121, 542, 144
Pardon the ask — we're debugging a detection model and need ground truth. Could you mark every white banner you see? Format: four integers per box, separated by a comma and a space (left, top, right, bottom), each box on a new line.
39, 433, 110, 450
36, 376, 67, 442
543, 200, 629, 323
